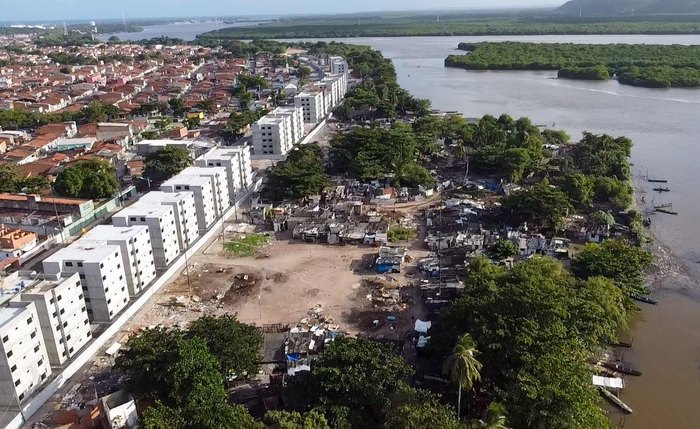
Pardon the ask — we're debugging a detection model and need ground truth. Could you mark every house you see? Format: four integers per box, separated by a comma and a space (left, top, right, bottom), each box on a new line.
376, 246, 407, 274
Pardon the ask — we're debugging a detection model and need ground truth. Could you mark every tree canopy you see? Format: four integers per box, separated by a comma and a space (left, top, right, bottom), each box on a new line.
54, 159, 119, 199
501, 182, 572, 229
143, 147, 193, 185
435, 257, 623, 428
265, 145, 329, 201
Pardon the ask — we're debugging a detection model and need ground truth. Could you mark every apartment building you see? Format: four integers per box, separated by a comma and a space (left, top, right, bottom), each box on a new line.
18, 272, 92, 366
178, 167, 231, 218
42, 242, 131, 322
138, 191, 199, 251
160, 174, 216, 232
0, 302, 51, 407
295, 91, 325, 124
329, 56, 349, 76
269, 106, 305, 147
112, 203, 180, 270
195, 146, 253, 199
81, 225, 157, 297
252, 114, 294, 157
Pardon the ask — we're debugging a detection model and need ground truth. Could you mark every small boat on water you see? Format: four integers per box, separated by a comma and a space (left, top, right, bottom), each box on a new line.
647, 178, 668, 183
599, 386, 633, 414
630, 293, 658, 305
653, 203, 673, 209
653, 187, 671, 192
610, 340, 633, 348
602, 361, 642, 376
656, 208, 679, 216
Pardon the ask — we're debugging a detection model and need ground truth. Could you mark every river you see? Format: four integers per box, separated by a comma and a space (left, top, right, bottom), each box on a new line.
107, 26, 700, 426
305, 35, 700, 428
99, 21, 259, 42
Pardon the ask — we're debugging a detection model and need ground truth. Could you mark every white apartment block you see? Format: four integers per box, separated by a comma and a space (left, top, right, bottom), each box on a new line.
139, 191, 199, 251
329, 56, 349, 76
18, 272, 92, 366
179, 167, 231, 218
269, 106, 304, 146
82, 225, 157, 297
295, 91, 325, 124
112, 203, 180, 270
0, 302, 51, 406
43, 242, 131, 322
252, 115, 294, 157
196, 146, 253, 199
160, 174, 216, 232
320, 73, 348, 111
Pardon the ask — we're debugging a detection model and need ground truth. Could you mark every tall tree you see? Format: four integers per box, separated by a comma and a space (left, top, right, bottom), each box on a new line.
143, 146, 193, 185
443, 334, 483, 418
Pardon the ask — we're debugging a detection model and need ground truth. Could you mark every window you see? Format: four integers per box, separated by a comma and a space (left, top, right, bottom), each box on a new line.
27, 317, 33, 324
79, 274, 85, 280
130, 217, 136, 222
56, 295, 62, 302
107, 299, 111, 304
65, 261, 73, 267
63, 321, 68, 328
34, 345, 40, 352
52, 312, 57, 318
100, 263, 104, 268
119, 275, 123, 281
105, 287, 109, 293
102, 275, 106, 280
37, 359, 43, 366
117, 264, 121, 269
84, 319, 89, 325
77, 262, 83, 267
11, 364, 17, 372
15, 379, 20, 386
55, 325, 60, 331
30, 331, 36, 339
121, 286, 125, 292
40, 373, 46, 381
87, 331, 92, 337
66, 334, 71, 342
69, 347, 74, 353
6, 350, 12, 358
109, 311, 114, 317
115, 252, 119, 258
75, 281, 81, 287
85, 298, 90, 303
81, 306, 86, 312
123, 298, 127, 303
49, 298, 54, 304
18, 393, 24, 401
78, 294, 83, 300
59, 338, 63, 344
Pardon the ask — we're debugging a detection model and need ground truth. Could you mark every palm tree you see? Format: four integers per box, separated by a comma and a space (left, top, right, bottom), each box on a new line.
470, 402, 509, 429
443, 333, 483, 419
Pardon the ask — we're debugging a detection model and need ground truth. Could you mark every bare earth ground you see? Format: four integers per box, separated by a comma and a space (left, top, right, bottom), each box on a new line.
28, 217, 429, 425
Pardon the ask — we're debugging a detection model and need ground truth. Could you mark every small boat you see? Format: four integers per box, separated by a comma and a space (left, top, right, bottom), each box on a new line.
653, 203, 672, 209
655, 208, 678, 216
647, 178, 668, 183
602, 361, 642, 376
610, 340, 633, 348
653, 187, 671, 192
599, 386, 633, 414
630, 293, 658, 305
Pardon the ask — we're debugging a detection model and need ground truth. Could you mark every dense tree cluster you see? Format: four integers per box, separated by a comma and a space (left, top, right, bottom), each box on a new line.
115, 316, 264, 429
435, 257, 626, 429
53, 159, 119, 199
330, 123, 434, 188
264, 145, 329, 201
197, 19, 700, 40
0, 165, 50, 194
0, 101, 120, 130
446, 42, 700, 88
142, 147, 193, 186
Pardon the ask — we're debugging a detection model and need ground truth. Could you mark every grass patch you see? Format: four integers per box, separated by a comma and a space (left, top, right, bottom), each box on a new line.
388, 226, 417, 243
224, 234, 273, 257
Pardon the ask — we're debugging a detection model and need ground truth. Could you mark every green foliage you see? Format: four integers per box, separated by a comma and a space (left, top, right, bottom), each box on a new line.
292, 336, 413, 425
446, 42, 700, 88
488, 239, 519, 260
591, 210, 615, 227
224, 234, 273, 257
469, 402, 509, 429
502, 182, 572, 229
79, 101, 121, 123
142, 402, 186, 429
436, 257, 623, 428
143, 147, 193, 185
443, 334, 483, 418
331, 123, 431, 187
266, 145, 328, 201
385, 385, 464, 429
198, 19, 700, 40
187, 315, 263, 380
576, 239, 653, 297
560, 173, 594, 208
220, 109, 267, 142
54, 159, 119, 199
593, 176, 634, 210
388, 225, 417, 243
263, 410, 330, 429
0, 165, 49, 194
568, 132, 632, 180
168, 98, 188, 117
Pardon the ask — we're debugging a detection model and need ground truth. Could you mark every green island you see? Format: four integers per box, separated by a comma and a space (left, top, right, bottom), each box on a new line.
445, 42, 700, 88
198, 17, 700, 40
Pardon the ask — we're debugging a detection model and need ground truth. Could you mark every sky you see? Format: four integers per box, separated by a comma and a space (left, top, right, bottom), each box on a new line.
4, 0, 565, 22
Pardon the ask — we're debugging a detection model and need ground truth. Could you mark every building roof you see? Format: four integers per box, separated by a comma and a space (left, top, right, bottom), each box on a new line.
0, 304, 30, 330
82, 225, 149, 242
115, 201, 173, 219
139, 191, 194, 204
44, 241, 120, 263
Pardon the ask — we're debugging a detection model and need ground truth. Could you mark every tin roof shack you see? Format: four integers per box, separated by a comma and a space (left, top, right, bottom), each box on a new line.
376, 246, 407, 274
420, 279, 465, 314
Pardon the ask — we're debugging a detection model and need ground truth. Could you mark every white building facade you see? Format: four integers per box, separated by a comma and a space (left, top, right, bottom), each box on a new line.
42, 243, 131, 322
295, 91, 325, 124
82, 225, 157, 298
138, 191, 199, 251
18, 272, 92, 366
178, 167, 231, 218
196, 146, 253, 200
112, 203, 180, 270
160, 175, 216, 232
0, 302, 51, 406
